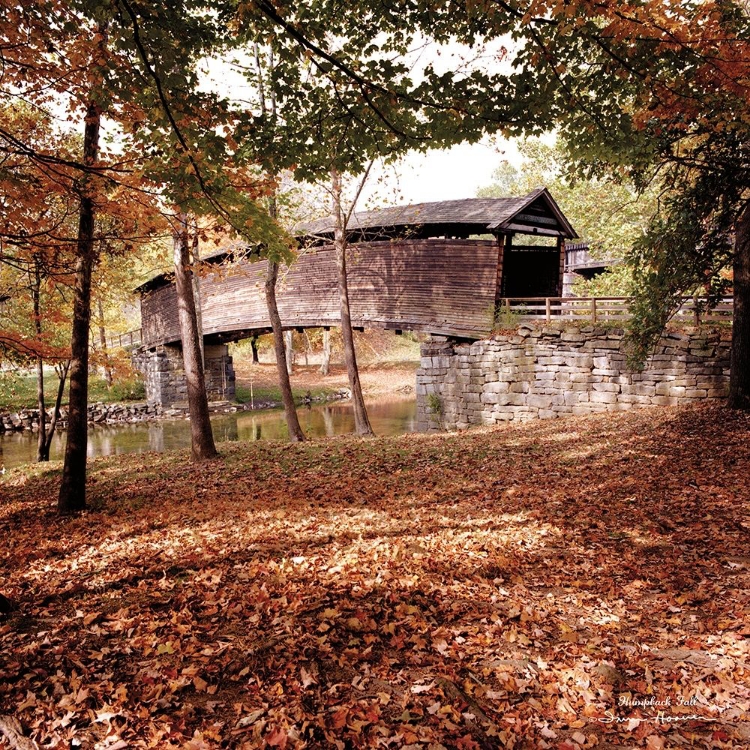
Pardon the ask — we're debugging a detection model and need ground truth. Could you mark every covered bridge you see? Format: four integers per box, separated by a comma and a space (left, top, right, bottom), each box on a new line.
135, 188, 578, 405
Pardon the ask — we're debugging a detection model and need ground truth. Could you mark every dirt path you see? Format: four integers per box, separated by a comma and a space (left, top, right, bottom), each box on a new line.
233, 360, 419, 399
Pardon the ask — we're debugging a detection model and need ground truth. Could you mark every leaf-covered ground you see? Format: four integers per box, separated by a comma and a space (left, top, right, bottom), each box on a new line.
1, 404, 748, 749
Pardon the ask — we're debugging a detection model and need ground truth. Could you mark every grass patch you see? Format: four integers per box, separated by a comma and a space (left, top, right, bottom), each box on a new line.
0, 371, 146, 410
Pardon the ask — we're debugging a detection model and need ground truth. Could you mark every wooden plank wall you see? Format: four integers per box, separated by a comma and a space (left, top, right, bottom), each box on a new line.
140, 239, 500, 347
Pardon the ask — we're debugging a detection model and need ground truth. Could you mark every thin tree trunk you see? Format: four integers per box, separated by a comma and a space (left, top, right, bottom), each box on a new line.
31, 257, 48, 462
38, 362, 69, 461
35, 354, 48, 461
97, 297, 113, 387
254, 44, 303, 441
320, 328, 331, 376
191, 217, 205, 368
250, 336, 260, 364
331, 168, 373, 436
58, 102, 100, 513
33, 255, 69, 462
303, 330, 313, 366
265, 259, 305, 441
45, 361, 70, 451
284, 330, 294, 374
173, 211, 218, 460
729, 202, 750, 410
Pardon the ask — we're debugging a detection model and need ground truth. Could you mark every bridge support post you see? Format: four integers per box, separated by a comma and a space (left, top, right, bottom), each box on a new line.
133, 343, 235, 407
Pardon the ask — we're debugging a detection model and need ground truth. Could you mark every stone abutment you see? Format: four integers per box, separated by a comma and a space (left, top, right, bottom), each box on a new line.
416, 326, 730, 431
133, 343, 235, 407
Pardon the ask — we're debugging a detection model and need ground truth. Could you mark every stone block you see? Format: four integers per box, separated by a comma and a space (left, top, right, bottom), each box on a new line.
589, 390, 617, 404
480, 393, 502, 404
651, 396, 678, 406
570, 360, 594, 374
696, 380, 723, 389
585, 339, 622, 350
592, 382, 620, 393
527, 394, 553, 408
564, 391, 586, 405
619, 394, 653, 404
484, 381, 510, 393
572, 405, 595, 415
509, 381, 530, 393
706, 388, 728, 398
561, 332, 585, 342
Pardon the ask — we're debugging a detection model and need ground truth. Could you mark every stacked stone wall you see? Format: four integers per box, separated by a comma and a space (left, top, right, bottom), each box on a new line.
416, 326, 729, 431
133, 343, 235, 406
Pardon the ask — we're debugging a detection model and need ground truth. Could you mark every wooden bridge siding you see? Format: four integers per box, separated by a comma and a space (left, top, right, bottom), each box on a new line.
345, 240, 498, 336
140, 239, 499, 348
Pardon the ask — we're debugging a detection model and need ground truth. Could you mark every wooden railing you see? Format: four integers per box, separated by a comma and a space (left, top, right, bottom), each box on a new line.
105, 329, 142, 349
497, 297, 734, 325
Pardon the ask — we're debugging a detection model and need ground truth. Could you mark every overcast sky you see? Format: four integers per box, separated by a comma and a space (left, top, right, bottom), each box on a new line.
358, 137, 522, 208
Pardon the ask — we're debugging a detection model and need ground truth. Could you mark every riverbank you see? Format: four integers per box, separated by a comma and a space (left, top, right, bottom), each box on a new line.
1, 403, 748, 748
0, 388, 351, 435
0, 360, 417, 433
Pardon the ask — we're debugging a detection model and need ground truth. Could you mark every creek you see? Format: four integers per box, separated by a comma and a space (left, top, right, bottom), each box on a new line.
0, 397, 418, 471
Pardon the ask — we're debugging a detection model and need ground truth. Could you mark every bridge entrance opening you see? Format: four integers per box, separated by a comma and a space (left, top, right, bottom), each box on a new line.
501, 244, 562, 299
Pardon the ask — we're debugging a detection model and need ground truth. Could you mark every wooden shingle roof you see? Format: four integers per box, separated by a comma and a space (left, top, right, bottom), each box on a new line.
296, 187, 578, 240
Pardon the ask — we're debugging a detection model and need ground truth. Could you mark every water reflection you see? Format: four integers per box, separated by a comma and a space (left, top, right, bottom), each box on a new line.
0, 398, 417, 470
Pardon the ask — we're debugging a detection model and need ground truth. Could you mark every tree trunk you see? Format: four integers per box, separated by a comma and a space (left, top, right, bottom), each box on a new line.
31, 258, 48, 462
331, 168, 373, 436
47, 361, 69, 449
97, 297, 113, 387
303, 330, 313, 366
58, 103, 100, 513
284, 330, 294, 374
729, 203, 750, 410
38, 362, 69, 462
320, 328, 331, 376
254, 51, 303, 441
35, 353, 49, 462
250, 336, 260, 364
173, 211, 218, 461
265, 259, 305, 441
191, 218, 205, 368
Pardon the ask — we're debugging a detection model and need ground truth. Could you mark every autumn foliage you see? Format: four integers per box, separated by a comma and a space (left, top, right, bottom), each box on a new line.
1, 404, 748, 748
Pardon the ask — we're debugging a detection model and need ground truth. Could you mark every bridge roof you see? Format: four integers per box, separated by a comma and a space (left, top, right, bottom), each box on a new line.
296, 187, 578, 241
136, 188, 577, 293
